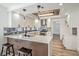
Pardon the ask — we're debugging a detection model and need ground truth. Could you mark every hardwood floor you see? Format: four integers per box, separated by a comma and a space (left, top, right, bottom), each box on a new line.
52, 34, 79, 56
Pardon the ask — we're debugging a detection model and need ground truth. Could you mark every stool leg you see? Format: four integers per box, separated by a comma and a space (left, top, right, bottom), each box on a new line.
12, 45, 15, 56
19, 53, 20, 56
8, 48, 10, 55
1, 46, 4, 56
30, 53, 32, 56
6, 47, 8, 56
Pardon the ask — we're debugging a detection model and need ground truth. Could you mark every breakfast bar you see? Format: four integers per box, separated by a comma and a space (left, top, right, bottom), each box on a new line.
4, 33, 53, 56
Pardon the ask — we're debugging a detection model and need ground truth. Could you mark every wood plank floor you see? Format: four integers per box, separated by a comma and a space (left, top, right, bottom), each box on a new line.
52, 34, 79, 56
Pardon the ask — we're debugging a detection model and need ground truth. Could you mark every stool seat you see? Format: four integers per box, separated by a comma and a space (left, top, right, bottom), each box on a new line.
18, 47, 32, 56
2, 43, 13, 47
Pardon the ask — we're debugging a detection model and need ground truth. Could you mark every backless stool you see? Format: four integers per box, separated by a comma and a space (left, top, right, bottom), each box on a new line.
1, 43, 15, 56
18, 47, 32, 56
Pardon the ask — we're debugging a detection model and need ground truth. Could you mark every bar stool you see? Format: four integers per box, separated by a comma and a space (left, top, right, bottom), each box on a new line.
17, 47, 32, 56
0, 43, 15, 56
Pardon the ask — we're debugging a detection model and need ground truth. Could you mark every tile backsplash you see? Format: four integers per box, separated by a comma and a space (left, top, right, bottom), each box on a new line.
3, 27, 38, 35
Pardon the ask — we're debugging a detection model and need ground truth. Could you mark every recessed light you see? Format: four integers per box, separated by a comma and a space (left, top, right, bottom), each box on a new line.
14, 13, 20, 18
59, 3, 63, 6
35, 19, 39, 23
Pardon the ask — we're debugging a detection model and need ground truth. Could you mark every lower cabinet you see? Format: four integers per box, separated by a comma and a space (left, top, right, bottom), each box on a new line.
32, 42, 48, 56
7, 38, 48, 56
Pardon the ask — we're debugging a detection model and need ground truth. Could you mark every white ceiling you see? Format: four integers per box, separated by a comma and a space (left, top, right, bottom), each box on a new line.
0, 3, 35, 11
0, 3, 78, 12
11, 3, 60, 19
14, 3, 60, 15
10, 3, 79, 19
0, 3, 79, 19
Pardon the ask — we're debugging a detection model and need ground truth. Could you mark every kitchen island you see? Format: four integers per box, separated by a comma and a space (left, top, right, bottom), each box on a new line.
4, 33, 53, 56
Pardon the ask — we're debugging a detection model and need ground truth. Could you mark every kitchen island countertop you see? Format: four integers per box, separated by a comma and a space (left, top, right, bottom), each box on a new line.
4, 33, 53, 44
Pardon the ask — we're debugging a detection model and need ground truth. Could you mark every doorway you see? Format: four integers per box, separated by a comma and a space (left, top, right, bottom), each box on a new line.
53, 21, 60, 40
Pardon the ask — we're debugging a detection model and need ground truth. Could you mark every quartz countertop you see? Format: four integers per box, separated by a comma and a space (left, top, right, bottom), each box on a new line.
4, 32, 52, 44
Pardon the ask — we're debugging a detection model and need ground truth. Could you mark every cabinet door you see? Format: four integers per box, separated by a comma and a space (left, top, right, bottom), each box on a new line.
21, 40, 32, 49
32, 42, 48, 56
